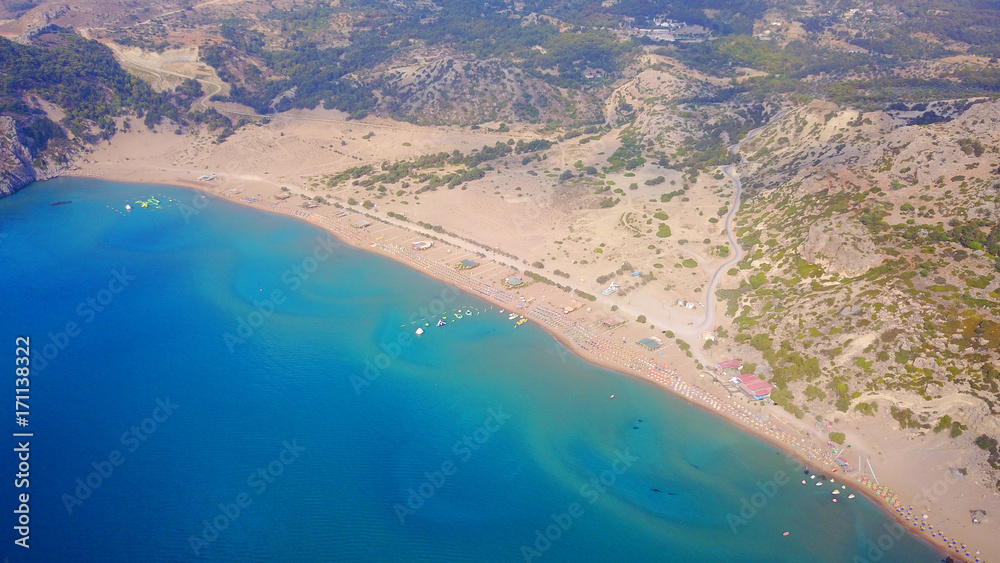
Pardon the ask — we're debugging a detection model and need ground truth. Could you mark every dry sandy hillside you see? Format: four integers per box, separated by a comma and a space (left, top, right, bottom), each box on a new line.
715, 98, 1000, 449
361, 47, 605, 127
303, 50, 747, 335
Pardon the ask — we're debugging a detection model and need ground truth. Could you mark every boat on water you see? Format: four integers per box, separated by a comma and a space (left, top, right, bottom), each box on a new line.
125, 204, 132, 211
508, 313, 518, 320
436, 319, 446, 327
415, 328, 424, 335
465, 310, 471, 315
455, 314, 463, 319
516, 318, 527, 326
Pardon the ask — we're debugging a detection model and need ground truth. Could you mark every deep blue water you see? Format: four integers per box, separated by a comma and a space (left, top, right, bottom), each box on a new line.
0, 178, 944, 562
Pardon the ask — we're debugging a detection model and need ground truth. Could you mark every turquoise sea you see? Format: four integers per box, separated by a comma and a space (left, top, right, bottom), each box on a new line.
0, 178, 944, 562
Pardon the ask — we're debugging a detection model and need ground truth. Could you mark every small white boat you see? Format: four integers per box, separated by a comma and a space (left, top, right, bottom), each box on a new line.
415, 328, 424, 335
508, 313, 518, 320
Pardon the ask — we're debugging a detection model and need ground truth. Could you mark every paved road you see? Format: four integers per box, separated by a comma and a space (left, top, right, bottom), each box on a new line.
691, 110, 786, 335
694, 163, 743, 334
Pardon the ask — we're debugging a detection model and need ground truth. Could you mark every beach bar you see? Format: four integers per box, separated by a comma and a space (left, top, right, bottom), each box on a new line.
732, 373, 774, 400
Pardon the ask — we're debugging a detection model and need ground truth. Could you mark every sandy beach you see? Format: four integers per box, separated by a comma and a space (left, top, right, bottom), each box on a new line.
59, 116, 997, 562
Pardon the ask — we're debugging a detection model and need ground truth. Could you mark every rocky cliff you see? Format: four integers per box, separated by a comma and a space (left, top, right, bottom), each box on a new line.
0, 116, 37, 198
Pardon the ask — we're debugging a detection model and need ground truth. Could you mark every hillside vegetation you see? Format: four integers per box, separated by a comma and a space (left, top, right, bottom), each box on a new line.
722, 100, 1000, 439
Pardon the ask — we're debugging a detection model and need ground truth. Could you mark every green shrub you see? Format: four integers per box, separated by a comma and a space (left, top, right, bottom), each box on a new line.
749, 272, 767, 289
854, 402, 878, 416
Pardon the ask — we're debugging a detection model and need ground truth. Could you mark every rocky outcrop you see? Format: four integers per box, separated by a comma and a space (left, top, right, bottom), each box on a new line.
798, 216, 883, 277
12, 6, 70, 45
0, 116, 37, 198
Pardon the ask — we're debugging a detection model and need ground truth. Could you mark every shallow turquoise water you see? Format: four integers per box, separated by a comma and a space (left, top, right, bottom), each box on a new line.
0, 178, 944, 562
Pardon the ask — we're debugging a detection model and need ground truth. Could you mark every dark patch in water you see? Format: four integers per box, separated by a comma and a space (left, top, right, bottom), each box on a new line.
651, 488, 661, 493
667, 492, 677, 496
51, 201, 72, 206
633, 426, 639, 429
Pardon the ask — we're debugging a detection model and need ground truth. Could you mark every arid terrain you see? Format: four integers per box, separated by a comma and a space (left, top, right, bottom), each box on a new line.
3, 0, 1000, 559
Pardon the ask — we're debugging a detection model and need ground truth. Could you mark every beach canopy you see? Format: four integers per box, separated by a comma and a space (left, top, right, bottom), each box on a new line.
506, 276, 523, 286
637, 338, 662, 350
717, 359, 742, 370
460, 259, 478, 267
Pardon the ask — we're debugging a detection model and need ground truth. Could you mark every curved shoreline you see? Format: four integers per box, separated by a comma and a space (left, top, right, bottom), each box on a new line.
57, 171, 970, 561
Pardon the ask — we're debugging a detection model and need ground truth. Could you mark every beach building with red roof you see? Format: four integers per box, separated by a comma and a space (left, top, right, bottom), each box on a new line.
716, 359, 742, 371
732, 373, 774, 400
